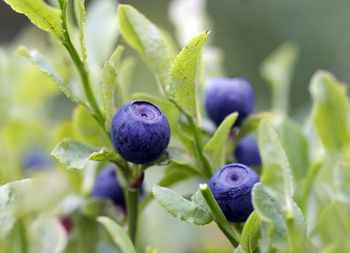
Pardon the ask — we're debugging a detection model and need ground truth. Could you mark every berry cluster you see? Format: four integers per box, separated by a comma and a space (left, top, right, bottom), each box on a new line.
92, 78, 261, 222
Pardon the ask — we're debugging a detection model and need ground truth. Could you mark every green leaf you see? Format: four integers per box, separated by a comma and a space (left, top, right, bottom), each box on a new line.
152, 185, 213, 225
3, 0, 64, 38
258, 122, 294, 211
278, 118, 309, 181
204, 112, 238, 168
117, 57, 136, 105
310, 70, 350, 153
16, 46, 86, 106
102, 46, 124, 132
72, 105, 110, 147
97, 216, 136, 253
51, 138, 121, 170
74, 0, 87, 62
252, 183, 287, 250
0, 179, 32, 239
240, 212, 261, 253
85, 0, 119, 66
260, 41, 299, 115
236, 112, 276, 140
118, 4, 171, 95
169, 31, 210, 120
28, 216, 67, 253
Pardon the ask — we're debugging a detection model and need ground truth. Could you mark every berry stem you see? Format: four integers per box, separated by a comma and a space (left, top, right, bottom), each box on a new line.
59, 0, 105, 128
187, 116, 213, 178
126, 187, 139, 243
199, 184, 240, 248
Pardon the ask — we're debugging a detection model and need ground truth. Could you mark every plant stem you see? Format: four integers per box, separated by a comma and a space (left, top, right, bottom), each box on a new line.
200, 184, 239, 248
59, 0, 105, 127
187, 116, 213, 178
126, 187, 139, 243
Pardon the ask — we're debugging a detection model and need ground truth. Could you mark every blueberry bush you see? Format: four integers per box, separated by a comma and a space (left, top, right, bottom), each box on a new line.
1, 0, 350, 252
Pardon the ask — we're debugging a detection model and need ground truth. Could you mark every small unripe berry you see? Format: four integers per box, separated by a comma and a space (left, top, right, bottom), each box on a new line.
204, 78, 255, 127
111, 100, 171, 164
91, 165, 125, 207
234, 135, 262, 167
209, 163, 259, 222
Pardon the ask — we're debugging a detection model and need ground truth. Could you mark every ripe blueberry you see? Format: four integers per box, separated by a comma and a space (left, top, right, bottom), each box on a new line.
91, 165, 125, 208
209, 163, 259, 222
204, 78, 255, 126
234, 135, 262, 167
111, 100, 171, 164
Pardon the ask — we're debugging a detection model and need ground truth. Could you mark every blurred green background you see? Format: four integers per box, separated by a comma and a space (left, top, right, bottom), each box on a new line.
2, 0, 350, 118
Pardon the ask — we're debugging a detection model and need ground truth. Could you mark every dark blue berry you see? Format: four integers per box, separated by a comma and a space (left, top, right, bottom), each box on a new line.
91, 165, 125, 207
111, 100, 171, 164
22, 150, 52, 170
234, 135, 262, 167
204, 78, 255, 126
209, 163, 259, 222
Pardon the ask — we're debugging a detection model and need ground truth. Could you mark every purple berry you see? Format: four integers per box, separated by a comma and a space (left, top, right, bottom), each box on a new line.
204, 78, 255, 126
91, 165, 125, 208
234, 135, 262, 167
209, 163, 259, 222
111, 100, 171, 164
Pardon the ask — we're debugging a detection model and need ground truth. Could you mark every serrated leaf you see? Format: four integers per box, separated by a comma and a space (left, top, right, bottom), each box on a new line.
258, 122, 294, 211
191, 190, 211, 214
278, 118, 309, 181
85, 0, 118, 67
74, 0, 87, 62
310, 70, 350, 153
152, 185, 213, 225
3, 0, 64, 37
169, 31, 209, 119
240, 211, 261, 253
204, 112, 238, 168
28, 216, 67, 253
102, 46, 124, 132
118, 4, 171, 95
97, 216, 136, 253
51, 138, 121, 170
260, 42, 299, 115
0, 179, 32, 239
16, 47, 86, 106
252, 183, 287, 250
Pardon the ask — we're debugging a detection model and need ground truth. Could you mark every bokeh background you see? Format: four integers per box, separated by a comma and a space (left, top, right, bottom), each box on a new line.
1, 0, 350, 118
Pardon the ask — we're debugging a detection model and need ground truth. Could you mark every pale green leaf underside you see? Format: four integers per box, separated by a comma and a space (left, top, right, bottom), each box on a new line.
169, 31, 209, 118
0, 179, 32, 239
204, 112, 238, 168
252, 183, 287, 250
118, 4, 171, 95
74, 0, 87, 62
152, 185, 212, 225
258, 122, 294, 210
3, 0, 64, 37
51, 138, 121, 170
16, 46, 86, 106
310, 70, 350, 153
97, 216, 136, 253
28, 216, 67, 253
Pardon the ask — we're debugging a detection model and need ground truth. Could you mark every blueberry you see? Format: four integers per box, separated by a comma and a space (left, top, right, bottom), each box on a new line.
234, 135, 262, 167
208, 163, 259, 222
111, 100, 171, 164
22, 150, 52, 170
204, 78, 255, 126
91, 165, 125, 207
